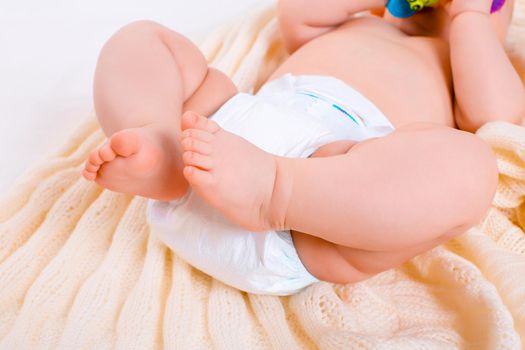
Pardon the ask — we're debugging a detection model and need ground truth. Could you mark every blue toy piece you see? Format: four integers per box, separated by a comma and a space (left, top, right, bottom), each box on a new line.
386, 0, 420, 18
386, 0, 506, 18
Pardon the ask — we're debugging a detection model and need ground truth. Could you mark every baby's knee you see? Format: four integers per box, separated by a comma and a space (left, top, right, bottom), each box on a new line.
111, 20, 191, 55
114, 20, 167, 38
435, 128, 499, 229
103, 20, 176, 56
111, 20, 208, 99
393, 123, 498, 232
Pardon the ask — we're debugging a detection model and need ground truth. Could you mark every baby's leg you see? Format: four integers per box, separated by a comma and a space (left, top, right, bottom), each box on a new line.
290, 139, 471, 283
83, 21, 236, 200
179, 114, 497, 254
291, 225, 467, 284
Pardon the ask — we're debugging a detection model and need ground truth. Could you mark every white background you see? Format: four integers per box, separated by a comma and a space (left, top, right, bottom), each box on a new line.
0, 0, 265, 195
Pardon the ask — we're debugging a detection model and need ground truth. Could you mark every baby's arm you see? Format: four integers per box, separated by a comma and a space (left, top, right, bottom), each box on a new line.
278, 0, 387, 53
449, 0, 525, 132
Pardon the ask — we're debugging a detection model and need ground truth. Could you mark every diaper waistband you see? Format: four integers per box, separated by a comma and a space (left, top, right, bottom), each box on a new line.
257, 74, 394, 131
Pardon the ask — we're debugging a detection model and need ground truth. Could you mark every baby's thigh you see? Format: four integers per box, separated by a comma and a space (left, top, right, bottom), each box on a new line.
333, 223, 469, 278
291, 231, 371, 284
293, 222, 469, 284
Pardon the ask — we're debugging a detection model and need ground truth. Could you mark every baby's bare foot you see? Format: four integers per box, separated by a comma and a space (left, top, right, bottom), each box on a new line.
82, 123, 187, 200
179, 112, 288, 231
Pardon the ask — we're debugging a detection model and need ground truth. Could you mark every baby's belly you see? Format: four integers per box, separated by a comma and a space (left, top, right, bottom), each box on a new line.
271, 16, 455, 128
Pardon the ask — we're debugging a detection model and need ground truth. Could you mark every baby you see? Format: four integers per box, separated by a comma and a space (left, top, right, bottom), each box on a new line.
83, 0, 524, 295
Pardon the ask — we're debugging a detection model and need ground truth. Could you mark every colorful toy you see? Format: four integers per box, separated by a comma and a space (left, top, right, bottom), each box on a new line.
386, 0, 506, 18
491, 0, 506, 12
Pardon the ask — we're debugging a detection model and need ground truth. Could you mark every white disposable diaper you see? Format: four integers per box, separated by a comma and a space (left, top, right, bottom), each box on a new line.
147, 74, 395, 295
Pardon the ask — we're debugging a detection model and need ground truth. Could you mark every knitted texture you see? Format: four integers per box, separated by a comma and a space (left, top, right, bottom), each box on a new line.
1, 3, 525, 349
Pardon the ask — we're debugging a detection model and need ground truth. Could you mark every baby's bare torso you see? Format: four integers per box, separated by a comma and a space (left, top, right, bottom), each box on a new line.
270, 15, 455, 128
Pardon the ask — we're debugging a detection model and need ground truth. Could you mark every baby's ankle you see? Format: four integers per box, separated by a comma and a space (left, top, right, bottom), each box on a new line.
264, 157, 295, 231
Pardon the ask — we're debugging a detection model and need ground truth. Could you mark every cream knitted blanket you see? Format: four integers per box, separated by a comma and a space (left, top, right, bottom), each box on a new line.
1, 4, 525, 349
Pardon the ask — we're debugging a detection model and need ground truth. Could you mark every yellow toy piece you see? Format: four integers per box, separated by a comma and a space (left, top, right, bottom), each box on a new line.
407, 0, 439, 11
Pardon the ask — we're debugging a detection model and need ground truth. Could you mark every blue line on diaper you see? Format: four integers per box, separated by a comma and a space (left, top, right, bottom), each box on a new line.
297, 91, 361, 126
331, 104, 358, 125
297, 91, 319, 100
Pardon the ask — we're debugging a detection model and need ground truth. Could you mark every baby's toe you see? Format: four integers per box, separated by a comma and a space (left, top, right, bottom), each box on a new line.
181, 128, 215, 143
88, 149, 104, 166
82, 169, 97, 181
182, 151, 213, 170
183, 166, 215, 187
99, 142, 117, 162
181, 111, 220, 134
181, 137, 212, 155
199, 116, 220, 134
85, 161, 100, 173
110, 130, 141, 157
181, 111, 199, 131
